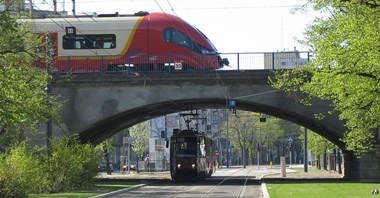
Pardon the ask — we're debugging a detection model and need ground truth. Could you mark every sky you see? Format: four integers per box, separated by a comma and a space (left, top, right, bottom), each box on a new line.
31, 0, 319, 53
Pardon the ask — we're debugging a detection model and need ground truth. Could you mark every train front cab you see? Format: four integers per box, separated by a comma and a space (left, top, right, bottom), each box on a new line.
170, 130, 216, 181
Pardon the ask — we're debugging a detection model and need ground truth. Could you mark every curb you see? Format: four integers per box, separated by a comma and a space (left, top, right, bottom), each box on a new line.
258, 175, 270, 198
261, 182, 270, 198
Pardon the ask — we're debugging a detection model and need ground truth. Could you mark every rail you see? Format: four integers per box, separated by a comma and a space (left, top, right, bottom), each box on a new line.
47, 51, 312, 74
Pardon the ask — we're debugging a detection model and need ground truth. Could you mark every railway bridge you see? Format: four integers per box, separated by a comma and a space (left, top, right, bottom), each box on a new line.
50, 68, 380, 180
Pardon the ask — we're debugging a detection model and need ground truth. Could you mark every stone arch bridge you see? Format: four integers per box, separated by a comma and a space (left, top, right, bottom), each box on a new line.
51, 70, 379, 180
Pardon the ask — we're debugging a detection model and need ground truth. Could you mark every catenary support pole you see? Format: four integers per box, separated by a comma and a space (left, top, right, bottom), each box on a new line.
304, 127, 308, 172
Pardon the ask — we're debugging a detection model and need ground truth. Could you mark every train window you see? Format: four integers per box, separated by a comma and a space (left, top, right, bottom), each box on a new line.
63, 34, 116, 50
174, 137, 197, 157
163, 28, 203, 54
198, 138, 206, 157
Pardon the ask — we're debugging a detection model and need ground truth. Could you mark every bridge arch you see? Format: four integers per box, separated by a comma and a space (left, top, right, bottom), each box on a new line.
78, 97, 345, 150
52, 70, 380, 179
51, 71, 345, 148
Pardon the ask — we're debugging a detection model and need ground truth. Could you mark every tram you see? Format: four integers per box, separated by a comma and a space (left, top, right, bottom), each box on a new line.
169, 129, 216, 181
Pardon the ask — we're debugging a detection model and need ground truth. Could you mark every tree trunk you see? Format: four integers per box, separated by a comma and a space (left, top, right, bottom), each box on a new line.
316, 155, 321, 169
323, 152, 328, 170
103, 143, 112, 175
338, 149, 342, 174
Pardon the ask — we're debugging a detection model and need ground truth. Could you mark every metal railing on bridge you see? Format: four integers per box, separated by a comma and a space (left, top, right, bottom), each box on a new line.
49, 51, 312, 74
221, 51, 311, 71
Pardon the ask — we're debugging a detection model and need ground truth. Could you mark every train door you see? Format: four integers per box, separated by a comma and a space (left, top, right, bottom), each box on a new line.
198, 136, 208, 178
127, 16, 150, 71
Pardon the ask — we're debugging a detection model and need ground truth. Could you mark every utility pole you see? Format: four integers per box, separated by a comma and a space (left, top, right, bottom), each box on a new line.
53, 0, 57, 14
226, 112, 229, 168
242, 138, 245, 168
45, 33, 53, 155
304, 127, 308, 172
243, 127, 246, 169
257, 143, 260, 170
127, 141, 131, 174
72, 0, 76, 16
29, 0, 33, 16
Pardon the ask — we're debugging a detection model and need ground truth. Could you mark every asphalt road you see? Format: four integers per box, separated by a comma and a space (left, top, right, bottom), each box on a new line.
105, 166, 280, 198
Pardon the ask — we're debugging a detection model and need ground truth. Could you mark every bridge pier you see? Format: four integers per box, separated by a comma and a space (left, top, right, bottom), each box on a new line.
344, 144, 380, 180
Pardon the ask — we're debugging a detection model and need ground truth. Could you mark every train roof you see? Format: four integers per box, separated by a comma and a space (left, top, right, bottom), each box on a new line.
20, 11, 179, 32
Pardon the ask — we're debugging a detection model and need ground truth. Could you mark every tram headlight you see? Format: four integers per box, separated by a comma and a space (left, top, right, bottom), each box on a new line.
192, 164, 196, 169
177, 164, 181, 169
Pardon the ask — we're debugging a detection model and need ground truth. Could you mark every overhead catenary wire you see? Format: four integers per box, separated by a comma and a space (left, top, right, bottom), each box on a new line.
26, 1, 164, 87
156, 0, 233, 108
33, 0, 284, 99
232, 90, 281, 100
30, 1, 115, 56
33, 0, 298, 11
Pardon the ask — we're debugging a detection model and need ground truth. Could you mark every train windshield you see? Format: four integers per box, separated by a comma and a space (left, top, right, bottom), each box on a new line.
163, 28, 217, 55
173, 137, 197, 157
195, 28, 219, 54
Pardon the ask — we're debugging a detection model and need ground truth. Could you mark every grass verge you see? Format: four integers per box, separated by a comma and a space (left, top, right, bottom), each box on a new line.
29, 183, 137, 198
266, 181, 380, 198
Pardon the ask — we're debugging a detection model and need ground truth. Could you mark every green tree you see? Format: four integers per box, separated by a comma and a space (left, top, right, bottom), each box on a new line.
263, 118, 288, 161
271, 0, 380, 157
307, 131, 335, 158
130, 121, 151, 160
96, 139, 114, 175
302, 130, 336, 169
0, 2, 61, 144
222, 111, 262, 166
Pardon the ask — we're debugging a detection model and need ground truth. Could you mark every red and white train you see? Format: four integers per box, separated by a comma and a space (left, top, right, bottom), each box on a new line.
26, 11, 228, 72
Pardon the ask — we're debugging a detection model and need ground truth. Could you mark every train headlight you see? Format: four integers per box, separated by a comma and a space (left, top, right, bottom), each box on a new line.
192, 164, 196, 169
177, 164, 181, 169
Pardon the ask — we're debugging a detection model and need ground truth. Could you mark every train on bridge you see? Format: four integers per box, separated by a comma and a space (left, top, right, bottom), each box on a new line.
25, 11, 229, 72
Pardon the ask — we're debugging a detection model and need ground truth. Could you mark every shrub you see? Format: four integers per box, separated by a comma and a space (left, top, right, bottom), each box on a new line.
0, 134, 99, 196
0, 142, 48, 197
46, 134, 99, 193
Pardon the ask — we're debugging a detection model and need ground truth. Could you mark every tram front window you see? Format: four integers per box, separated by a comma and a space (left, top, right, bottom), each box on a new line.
174, 137, 197, 157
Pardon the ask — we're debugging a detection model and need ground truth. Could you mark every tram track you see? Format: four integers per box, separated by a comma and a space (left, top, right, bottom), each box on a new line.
165, 181, 197, 198
237, 169, 253, 198
201, 168, 247, 198
202, 168, 255, 198
109, 167, 262, 198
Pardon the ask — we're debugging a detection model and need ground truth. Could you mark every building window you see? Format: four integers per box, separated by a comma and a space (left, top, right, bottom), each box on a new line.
63, 34, 116, 49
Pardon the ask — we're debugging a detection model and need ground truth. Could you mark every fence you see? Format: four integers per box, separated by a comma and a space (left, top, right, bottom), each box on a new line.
220, 51, 311, 71
119, 160, 169, 172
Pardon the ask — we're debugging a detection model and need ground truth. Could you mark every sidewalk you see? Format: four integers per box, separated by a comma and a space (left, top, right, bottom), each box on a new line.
96, 170, 171, 181
262, 164, 344, 180
97, 165, 343, 180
